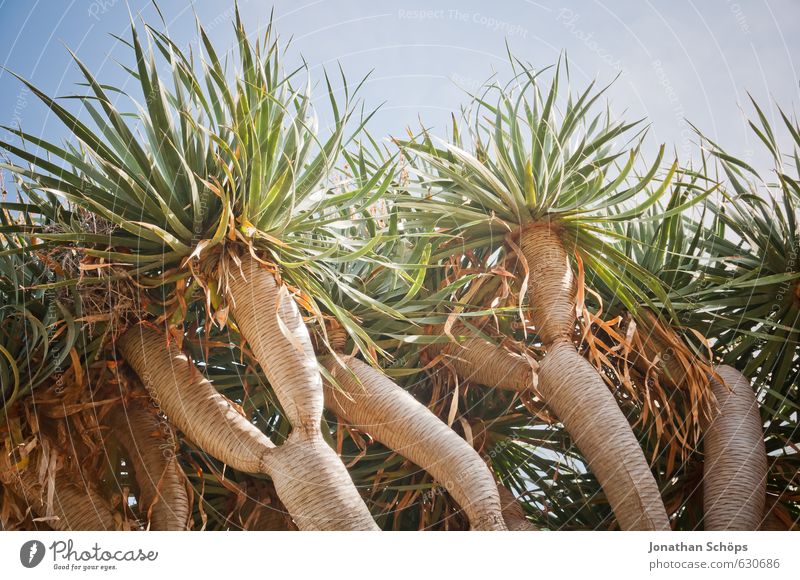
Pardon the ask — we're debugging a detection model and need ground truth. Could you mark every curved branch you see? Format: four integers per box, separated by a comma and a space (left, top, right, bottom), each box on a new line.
119, 324, 377, 530
321, 355, 507, 530
109, 402, 190, 530
703, 365, 767, 530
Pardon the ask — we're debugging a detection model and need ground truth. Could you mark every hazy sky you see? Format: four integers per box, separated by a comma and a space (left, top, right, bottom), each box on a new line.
1, 0, 798, 172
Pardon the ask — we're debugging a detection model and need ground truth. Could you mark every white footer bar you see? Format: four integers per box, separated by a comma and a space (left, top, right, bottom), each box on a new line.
1, 531, 797, 579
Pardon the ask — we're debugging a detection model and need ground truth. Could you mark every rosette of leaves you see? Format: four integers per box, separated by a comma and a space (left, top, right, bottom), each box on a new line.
0, 10, 402, 530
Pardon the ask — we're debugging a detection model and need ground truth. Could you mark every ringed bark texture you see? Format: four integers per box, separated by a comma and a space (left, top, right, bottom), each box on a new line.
321, 355, 507, 531
518, 223, 670, 530
539, 341, 669, 530
434, 339, 536, 393
497, 483, 536, 531
226, 252, 323, 433
7, 471, 115, 530
120, 325, 378, 530
264, 433, 379, 530
225, 252, 378, 530
118, 326, 274, 474
703, 365, 767, 531
518, 223, 577, 344
109, 403, 190, 530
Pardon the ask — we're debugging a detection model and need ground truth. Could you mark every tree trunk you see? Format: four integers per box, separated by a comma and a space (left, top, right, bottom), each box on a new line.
538, 340, 669, 530
434, 338, 536, 393
225, 252, 378, 530
519, 224, 579, 345
497, 483, 536, 531
50, 479, 116, 530
6, 470, 115, 530
226, 252, 323, 434
263, 434, 379, 530
518, 223, 670, 530
119, 325, 378, 530
109, 403, 190, 530
321, 355, 507, 530
703, 365, 767, 530
118, 327, 274, 474
435, 333, 667, 529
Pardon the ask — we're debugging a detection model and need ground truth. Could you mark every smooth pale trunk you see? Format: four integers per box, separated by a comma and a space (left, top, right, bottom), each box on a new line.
519, 223, 670, 531
436, 335, 667, 529
703, 365, 767, 531
119, 326, 378, 530
263, 434, 379, 530
321, 355, 507, 530
110, 403, 190, 530
538, 340, 669, 530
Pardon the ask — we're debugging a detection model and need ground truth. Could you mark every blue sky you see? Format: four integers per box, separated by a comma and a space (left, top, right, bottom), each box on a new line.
0, 0, 798, 172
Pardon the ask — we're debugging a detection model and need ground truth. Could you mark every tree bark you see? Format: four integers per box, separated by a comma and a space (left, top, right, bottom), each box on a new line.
224, 252, 378, 530
118, 327, 274, 474
703, 365, 767, 530
109, 403, 190, 530
119, 325, 378, 530
5, 470, 115, 530
538, 340, 669, 530
226, 252, 323, 434
497, 483, 536, 531
263, 434, 379, 530
434, 338, 536, 393
518, 223, 670, 530
321, 355, 507, 530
